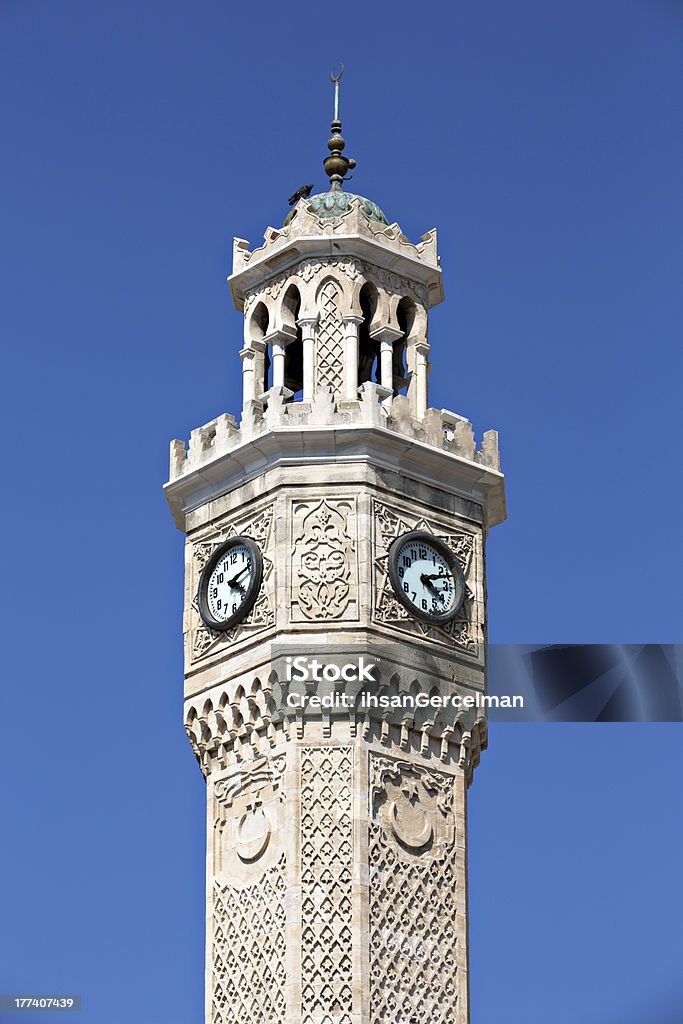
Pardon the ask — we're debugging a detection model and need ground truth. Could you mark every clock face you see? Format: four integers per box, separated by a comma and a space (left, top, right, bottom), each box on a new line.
197, 536, 263, 632
388, 530, 466, 624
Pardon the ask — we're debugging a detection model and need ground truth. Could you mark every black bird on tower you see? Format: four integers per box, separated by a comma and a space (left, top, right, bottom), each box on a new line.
288, 183, 314, 206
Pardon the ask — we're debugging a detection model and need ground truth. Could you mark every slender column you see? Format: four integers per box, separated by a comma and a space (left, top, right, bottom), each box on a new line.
414, 341, 430, 419
298, 317, 316, 401
343, 315, 363, 401
370, 325, 403, 408
239, 347, 256, 409
380, 339, 393, 391
271, 337, 286, 389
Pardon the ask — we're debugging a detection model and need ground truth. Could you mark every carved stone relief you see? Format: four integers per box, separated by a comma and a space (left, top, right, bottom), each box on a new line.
369, 754, 460, 1024
189, 503, 276, 662
210, 754, 288, 1024
242, 257, 426, 318
315, 278, 345, 393
301, 746, 354, 1024
211, 856, 287, 1024
291, 498, 358, 622
212, 753, 287, 883
373, 499, 479, 652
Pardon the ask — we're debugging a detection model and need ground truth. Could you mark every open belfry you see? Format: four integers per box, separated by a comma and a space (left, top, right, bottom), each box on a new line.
165, 69, 506, 1024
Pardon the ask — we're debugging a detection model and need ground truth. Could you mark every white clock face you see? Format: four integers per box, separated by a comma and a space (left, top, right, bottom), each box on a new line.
390, 533, 465, 622
206, 541, 256, 623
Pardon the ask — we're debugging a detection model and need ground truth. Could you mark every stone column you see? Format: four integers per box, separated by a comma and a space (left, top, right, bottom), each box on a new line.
299, 318, 316, 401
343, 315, 363, 401
414, 341, 431, 419
239, 347, 256, 409
371, 326, 403, 407
264, 327, 296, 392
271, 338, 286, 389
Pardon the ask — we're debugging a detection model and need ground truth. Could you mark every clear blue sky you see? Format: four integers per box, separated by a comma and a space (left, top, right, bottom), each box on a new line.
1, 1, 682, 1022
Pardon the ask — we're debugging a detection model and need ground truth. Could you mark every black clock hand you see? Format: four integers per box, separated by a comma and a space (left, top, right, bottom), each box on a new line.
227, 566, 249, 588
420, 574, 446, 601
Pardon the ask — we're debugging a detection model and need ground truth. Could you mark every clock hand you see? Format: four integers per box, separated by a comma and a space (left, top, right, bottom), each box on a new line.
420, 574, 446, 601
227, 566, 249, 588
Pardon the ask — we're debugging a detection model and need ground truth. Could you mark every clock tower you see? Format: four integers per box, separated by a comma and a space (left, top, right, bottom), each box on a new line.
165, 77, 506, 1024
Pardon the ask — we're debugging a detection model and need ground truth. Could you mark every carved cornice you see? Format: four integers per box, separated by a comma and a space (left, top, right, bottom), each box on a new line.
229, 210, 443, 312
184, 671, 487, 786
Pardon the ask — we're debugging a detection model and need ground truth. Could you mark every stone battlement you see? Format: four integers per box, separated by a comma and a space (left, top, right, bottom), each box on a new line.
169, 382, 501, 483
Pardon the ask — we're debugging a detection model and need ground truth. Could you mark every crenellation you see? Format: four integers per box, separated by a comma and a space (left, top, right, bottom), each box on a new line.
169, 386, 501, 483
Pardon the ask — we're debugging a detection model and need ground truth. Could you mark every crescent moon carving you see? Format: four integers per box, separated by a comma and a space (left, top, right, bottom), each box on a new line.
389, 800, 433, 849
236, 808, 271, 862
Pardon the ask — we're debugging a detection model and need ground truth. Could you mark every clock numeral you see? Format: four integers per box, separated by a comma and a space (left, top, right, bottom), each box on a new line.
398, 566, 404, 579
402, 556, 411, 568
419, 547, 427, 559
216, 599, 222, 610
217, 572, 224, 584
232, 602, 237, 613
230, 552, 237, 565
403, 582, 409, 593
421, 599, 427, 611
211, 587, 217, 598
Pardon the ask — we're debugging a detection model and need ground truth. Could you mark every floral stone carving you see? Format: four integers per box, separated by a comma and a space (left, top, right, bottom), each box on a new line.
291, 498, 357, 621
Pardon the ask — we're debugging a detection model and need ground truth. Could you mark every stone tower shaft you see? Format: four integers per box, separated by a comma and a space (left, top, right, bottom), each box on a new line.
165, 168, 505, 1024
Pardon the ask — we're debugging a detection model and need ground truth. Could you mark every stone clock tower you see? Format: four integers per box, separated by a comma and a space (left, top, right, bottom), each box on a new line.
165, 78, 505, 1024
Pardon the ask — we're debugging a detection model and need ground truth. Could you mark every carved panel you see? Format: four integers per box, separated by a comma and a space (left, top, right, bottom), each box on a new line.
291, 498, 358, 622
211, 755, 288, 1024
315, 279, 345, 392
212, 856, 287, 1024
301, 746, 354, 1024
372, 499, 479, 653
369, 755, 460, 1024
213, 753, 287, 884
189, 502, 276, 662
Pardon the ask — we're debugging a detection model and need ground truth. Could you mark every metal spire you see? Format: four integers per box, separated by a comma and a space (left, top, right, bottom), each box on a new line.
324, 64, 356, 191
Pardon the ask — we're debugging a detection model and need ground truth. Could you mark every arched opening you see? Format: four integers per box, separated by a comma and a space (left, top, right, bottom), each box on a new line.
395, 297, 417, 395
282, 285, 303, 397
250, 302, 271, 393
250, 301, 269, 342
358, 282, 380, 386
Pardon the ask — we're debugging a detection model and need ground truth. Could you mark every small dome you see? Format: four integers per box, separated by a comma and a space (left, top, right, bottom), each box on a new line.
284, 190, 388, 227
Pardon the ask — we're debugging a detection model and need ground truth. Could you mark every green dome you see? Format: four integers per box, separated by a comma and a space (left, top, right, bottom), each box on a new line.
284, 190, 388, 227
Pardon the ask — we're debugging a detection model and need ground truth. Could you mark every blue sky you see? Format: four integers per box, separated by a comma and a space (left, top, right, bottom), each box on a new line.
1, 1, 681, 1022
